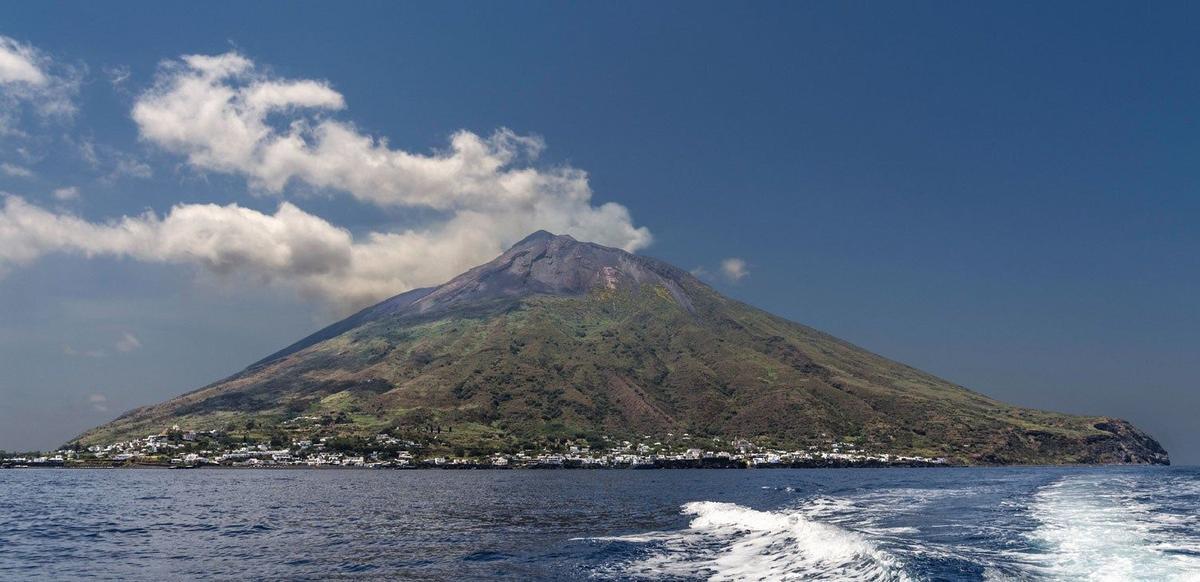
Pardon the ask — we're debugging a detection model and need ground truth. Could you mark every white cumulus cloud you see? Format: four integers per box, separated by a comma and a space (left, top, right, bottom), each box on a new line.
0, 50, 652, 312
0, 194, 641, 310
58, 49, 657, 309
0, 36, 47, 86
720, 257, 749, 282
131, 52, 649, 240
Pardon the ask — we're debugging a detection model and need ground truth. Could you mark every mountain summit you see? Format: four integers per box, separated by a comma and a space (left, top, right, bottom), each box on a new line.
75, 232, 1168, 465
387, 230, 696, 317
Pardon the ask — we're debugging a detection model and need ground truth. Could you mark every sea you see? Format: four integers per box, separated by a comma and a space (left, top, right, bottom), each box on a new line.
0, 466, 1197, 581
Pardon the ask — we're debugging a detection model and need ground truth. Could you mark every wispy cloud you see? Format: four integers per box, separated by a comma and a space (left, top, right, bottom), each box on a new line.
104, 64, 131, 88
74, 138, 153, 183
720, 258, 749, 282
52, 186, 80, 201
88, 393, 109, 412
64, 345, 106, 358
115, 332, 142, 353
0, 35, 81, 133
63, 332, 143, 359
109, 155, 152, 181
1, 162, 32, 178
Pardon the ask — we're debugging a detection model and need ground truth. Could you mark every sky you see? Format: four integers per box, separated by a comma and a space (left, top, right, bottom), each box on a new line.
1, 2, 1197, 462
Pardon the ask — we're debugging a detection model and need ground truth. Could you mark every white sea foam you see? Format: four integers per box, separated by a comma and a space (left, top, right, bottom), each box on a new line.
1029, 475, 1200, 582
597, 501, 911, 581
589, 474, 1200, 581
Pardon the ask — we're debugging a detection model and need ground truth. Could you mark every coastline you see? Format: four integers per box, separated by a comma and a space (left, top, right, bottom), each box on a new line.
2, 460, 1172, 471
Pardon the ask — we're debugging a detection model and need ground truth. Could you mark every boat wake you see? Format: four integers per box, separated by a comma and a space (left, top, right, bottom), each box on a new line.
1029, 474, 1200, 582
584, 470, 1200, 581
589, 501, 911, 581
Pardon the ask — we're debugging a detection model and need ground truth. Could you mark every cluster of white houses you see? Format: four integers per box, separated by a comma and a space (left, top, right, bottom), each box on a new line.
2, 427, 948, 469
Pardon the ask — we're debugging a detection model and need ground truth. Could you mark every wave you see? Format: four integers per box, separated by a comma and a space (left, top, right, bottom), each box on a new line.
1029, 474, 1200, 582
588, 501, 911, 581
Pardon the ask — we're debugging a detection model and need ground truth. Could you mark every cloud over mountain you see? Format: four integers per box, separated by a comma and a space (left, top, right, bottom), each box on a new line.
0, 50, 651, 310
0, 193, 640, 310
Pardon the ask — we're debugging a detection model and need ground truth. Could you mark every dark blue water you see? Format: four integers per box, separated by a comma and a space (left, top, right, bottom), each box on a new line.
1, 467, 1197, 580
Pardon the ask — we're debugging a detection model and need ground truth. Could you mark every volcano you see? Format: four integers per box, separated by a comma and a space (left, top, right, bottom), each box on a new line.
75, 231, 1168, 465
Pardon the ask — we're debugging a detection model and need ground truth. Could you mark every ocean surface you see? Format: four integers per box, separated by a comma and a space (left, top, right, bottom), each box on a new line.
1, 467, 1197, 581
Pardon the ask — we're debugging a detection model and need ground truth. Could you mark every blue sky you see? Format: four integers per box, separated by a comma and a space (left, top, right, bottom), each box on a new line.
1, 3, 1197, 461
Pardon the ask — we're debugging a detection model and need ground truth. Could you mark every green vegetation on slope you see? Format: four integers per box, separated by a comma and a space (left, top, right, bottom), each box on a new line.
74, 279, 1165, 465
